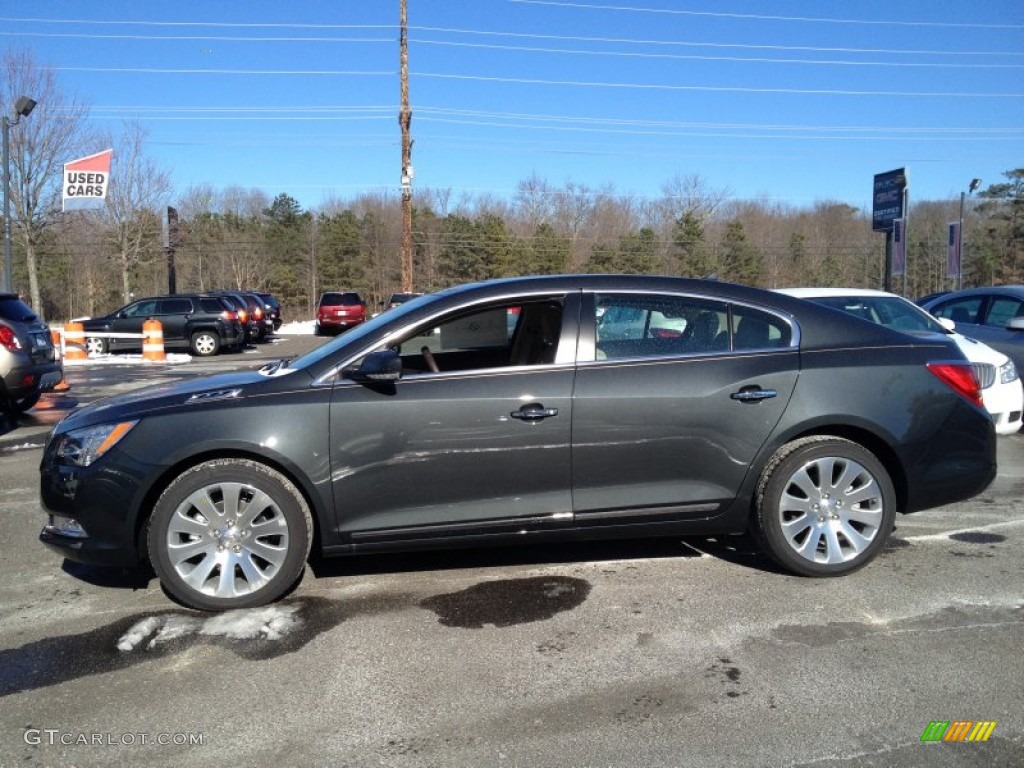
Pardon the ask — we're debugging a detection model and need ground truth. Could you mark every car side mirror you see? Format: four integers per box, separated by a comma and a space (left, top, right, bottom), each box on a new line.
346, 349, 402, 382
936, 317, 955, 332
1008, 317, 1024, 332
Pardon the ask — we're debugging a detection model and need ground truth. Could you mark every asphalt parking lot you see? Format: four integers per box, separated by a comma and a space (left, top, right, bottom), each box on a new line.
1, 334, 1022, 767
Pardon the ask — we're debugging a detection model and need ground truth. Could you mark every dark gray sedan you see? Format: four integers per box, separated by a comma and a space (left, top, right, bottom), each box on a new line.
40, 275, 996, 611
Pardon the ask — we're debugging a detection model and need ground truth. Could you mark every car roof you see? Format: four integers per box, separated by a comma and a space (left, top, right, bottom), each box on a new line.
924, 285, 1024, 301
777, 287, 898, 299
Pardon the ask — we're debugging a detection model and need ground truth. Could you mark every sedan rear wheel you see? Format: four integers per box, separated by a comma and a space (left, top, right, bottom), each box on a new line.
753, 436, 896, 576
147, 459, 313, 611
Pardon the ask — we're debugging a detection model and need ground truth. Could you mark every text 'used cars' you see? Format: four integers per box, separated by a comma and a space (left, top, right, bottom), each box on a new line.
39, 275, 997, 611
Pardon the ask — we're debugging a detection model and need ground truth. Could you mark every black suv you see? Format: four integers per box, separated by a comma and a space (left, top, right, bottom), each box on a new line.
81, 294, 244, 357
1, 293, 63, 413
253, 291, 282, 331
205, 291, 272, 343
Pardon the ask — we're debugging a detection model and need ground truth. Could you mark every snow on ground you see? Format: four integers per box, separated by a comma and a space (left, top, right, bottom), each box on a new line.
58, 320, 317, 366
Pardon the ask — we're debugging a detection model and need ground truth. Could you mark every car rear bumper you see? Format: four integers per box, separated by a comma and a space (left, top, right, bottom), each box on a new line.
1, 359, 63, 397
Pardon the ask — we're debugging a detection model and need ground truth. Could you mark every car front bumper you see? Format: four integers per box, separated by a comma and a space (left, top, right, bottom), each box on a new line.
38, 444, 153, 567
982, 379, 1024, 435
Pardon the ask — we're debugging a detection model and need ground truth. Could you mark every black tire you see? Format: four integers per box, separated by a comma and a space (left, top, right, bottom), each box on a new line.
147, 459, 313, 611
85, 336, 108, 355
190, 330, 221, 357
752, 436, 896, 577
8, 391, 42, 413
1, 391, 40, 414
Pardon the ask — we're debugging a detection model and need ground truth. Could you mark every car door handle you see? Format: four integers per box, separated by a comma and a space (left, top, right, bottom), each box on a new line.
511, 404, 559, 421
730, 387, 777, 403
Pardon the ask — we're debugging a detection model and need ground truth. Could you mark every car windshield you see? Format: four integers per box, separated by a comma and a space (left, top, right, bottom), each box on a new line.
295, 291, 437, 369
810, 295, 947, 335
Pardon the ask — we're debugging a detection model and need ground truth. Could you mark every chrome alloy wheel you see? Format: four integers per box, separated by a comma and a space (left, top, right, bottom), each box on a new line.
165, 481, 291, 599
777, 455, 885, 566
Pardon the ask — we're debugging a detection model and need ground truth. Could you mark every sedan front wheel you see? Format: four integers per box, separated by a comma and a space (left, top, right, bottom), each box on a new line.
753, 436, 896, 576
147, 459, 313, 611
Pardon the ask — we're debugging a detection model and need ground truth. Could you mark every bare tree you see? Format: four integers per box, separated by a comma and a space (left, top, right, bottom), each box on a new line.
100, 122, 173, 303
2, 49, 94, 315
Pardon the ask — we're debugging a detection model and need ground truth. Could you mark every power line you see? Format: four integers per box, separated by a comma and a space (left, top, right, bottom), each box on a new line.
411, 38, 1024, 69
509, 0, 1024, 30
414, 72, 1022, 99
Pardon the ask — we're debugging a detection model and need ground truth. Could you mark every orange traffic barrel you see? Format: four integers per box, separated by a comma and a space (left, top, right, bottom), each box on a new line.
142, 317, 165, 361
63, 322, 88, 361
50, 329, 71, 391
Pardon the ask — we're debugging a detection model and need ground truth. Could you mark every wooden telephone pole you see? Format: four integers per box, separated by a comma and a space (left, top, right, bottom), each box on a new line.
399, 0, 414, 292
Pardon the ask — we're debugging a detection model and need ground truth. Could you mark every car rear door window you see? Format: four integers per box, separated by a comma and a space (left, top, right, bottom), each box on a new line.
930, 298, 983, 325
595, 294, 729, 359
200, 297, 228, 313
158, 298, 194, 315
984, 297, 1024, 328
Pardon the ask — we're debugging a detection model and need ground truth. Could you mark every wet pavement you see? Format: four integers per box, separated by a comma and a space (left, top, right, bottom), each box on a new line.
1, 335, 1022, 766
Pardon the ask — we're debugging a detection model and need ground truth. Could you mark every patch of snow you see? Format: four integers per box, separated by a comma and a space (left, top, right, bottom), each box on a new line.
116, 604, 303, 652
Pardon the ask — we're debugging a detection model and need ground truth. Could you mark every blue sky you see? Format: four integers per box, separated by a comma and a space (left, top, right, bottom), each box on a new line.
4, 0, 1022, 213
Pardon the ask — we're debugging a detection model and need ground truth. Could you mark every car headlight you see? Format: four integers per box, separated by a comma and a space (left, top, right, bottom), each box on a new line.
1000, 359, 1019, 385
55, 421, 138, 467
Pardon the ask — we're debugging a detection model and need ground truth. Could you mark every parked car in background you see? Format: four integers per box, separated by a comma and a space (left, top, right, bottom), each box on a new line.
779, 288, 1022, 435
254, 291, 282, 331
384, 292, 424, 311
315, 291, 366, 335
1, 292, 63, 414
39, 275, 996, 611
206, 290, 271, 343
80, 294, 244, 357
919, 286, 1024, 382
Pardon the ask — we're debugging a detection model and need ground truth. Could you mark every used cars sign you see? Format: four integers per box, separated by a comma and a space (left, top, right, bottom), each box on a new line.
62, 149, 112, 207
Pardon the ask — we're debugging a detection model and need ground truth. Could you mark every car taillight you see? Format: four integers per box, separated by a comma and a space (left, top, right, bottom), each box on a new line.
221, 310, 238, 321
253, 308, 263, 319
927, 362, 984, 408
0, 326, 22, 351
238, 310, 248, 323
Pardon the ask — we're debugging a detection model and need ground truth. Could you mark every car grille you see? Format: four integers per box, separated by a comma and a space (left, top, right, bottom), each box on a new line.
972, 362, 996, 390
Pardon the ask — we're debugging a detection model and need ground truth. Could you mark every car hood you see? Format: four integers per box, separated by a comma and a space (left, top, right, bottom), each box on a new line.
950, 333, 1010, 367
54, 367, 310, 433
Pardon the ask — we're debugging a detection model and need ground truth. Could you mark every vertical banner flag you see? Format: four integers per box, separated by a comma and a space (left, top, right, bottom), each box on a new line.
947, 222, 961, 278
892, 218, 906, 277
63, 149, 113, 209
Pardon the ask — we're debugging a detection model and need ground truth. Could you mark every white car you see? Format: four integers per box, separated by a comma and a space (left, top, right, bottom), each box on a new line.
778, 288, 1023, 435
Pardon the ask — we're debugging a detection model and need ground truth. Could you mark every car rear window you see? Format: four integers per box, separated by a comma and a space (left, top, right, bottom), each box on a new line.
320, 292, 362, 307
0, 296, 37, 322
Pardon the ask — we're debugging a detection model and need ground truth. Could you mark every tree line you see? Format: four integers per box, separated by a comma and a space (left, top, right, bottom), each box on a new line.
4, 50, 1022, 323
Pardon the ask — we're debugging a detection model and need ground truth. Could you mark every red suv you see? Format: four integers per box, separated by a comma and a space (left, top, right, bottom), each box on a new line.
315, 291, 366, 336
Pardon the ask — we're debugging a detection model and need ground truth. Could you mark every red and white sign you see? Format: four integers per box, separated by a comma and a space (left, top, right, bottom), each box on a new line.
63, 149, 113, 206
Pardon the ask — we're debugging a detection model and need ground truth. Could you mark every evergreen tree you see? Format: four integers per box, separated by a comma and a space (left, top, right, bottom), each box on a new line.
720, 220, 763, 285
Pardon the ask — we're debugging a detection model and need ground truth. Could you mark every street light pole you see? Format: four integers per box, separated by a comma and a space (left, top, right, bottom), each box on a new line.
956, 178, 981, 291
2, 96, 37, 294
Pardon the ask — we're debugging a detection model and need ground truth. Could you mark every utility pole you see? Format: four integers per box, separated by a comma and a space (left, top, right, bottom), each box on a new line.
399, 0, 414, 292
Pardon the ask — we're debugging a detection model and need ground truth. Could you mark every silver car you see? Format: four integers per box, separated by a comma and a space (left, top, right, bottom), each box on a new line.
0, 292, 62, 414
